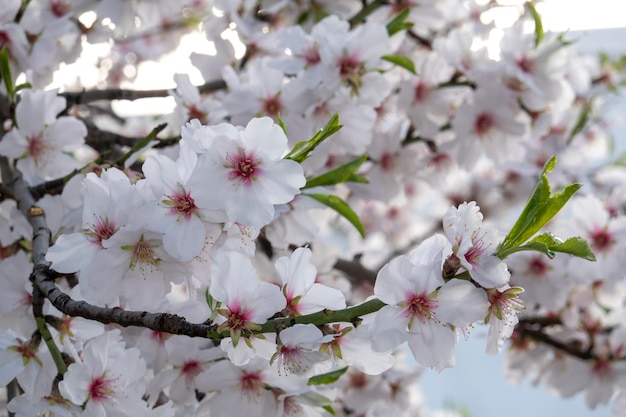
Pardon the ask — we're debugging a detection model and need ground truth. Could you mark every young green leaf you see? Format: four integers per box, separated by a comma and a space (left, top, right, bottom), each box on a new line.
276, 113, 288, 135
499, 233, 596, 261
386, 8, 413, 36
526, 1, 544, 47
285, 114, 343, 163
307, 367, 348, 385
303, 155, 368, 189
304, 193, 366, 238
0, 48, 15, 101
382, 55, 416, 74
567, 101, 591, 144
497, 156, 582, 258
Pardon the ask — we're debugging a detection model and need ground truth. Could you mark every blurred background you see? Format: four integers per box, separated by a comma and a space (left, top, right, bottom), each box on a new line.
420, 1, 626, 416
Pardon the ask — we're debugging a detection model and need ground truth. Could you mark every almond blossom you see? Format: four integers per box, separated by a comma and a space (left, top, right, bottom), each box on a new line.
188, 117, 306, 228
59, 330, 148, 417
0, 89, 86, 185
209, 251, 286, 347
443, 201, 510, 289
371, 234, 489, 371
275, 247, 346, 316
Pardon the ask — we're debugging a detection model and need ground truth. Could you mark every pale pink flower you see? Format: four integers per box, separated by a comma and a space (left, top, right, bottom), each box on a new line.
0, 89, 86, 185
398, 52, 461, 138
170, 73, 227, 127
371, 235, 489, 370
443, 201, 510, 289
197, 357, 279, 417
188, 117, 305, 227
275, 247, 346, 316
59, 330, 148, 417
0, 329, 57, 400
452, 86, 529, 168
146, 337, 223, 405
272, 324, 333, 375
210, 251, 286, 345
140, 151, 224, 262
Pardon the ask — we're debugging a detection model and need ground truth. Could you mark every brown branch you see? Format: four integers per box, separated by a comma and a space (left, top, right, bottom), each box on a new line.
61, 79, 226, 109
83, 119, 180, 153
517, 322, 595, 361
406, 30, 433, 49
9, 164, 217, 338
333, 257, 378, 286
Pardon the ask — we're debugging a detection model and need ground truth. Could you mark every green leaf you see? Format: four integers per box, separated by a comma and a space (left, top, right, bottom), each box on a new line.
322, 405, 336, 416
307, 367, 348, 385
497, 156, 582, 258
345, 173, 369, 184
526, 1, 544, 47
276, 113, 288, 135
567, 101, 592, 144
304, 155, 368, 189
285, 114, 343, 163
382, 55, 416, 74
304, 193, 366, 238
0, 48, 15, 101
386, 8, 413, 36
501, 233, 596, 261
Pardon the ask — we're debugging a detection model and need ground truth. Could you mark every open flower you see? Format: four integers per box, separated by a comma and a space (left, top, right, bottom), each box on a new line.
210, 251, 286, 346
370, 235, 489, 371
443, 201, 510, 289
0, 89, 86, 185
188, 117, 306, 227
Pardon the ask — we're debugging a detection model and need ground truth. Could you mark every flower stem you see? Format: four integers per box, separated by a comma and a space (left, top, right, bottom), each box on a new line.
35, 317, 67, 374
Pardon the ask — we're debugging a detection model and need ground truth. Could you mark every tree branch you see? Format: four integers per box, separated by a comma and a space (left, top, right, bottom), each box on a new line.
11, 162, 387, 340
61, 79, 227, 109
333, 257, 378, 286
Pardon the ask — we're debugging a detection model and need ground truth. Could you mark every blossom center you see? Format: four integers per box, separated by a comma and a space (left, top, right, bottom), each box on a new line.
86, 216, 116, 247
226, 150, 262, 187
414, 82, 430, 103
27, 133, 47, 161
128, 235, 157, 270
516, 56, 534, 74
185, 104, 208, 123
591, 359, 612, 381
380, 152, 395, 171
88, 375, 116, 402
404, 292, 437, 325
338, 54, 361, 77
304, 46, 321, 66
263, 96, 283, 117
589, 228, 613, 252
180, 360, 202, 385
239, 371, 263, 397
164, 188, 197, 220
527, 256, 548, 276
474, 113, 494, 137
463, 234, 490, 267
50, 0, 71, 17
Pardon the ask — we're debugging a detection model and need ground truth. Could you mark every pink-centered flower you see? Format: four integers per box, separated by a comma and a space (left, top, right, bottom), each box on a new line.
188, 117, 305, 227
58, 330, 148, 417
210, 251, 286, 346
443, 201, 510, 289
275, 247, 346, 316
140, 151, 224, 262
0, 89, 86, 185
371, 235, 489, 371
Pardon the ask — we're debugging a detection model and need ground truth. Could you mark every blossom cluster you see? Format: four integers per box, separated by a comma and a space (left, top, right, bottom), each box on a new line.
1, 1, 626, 417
